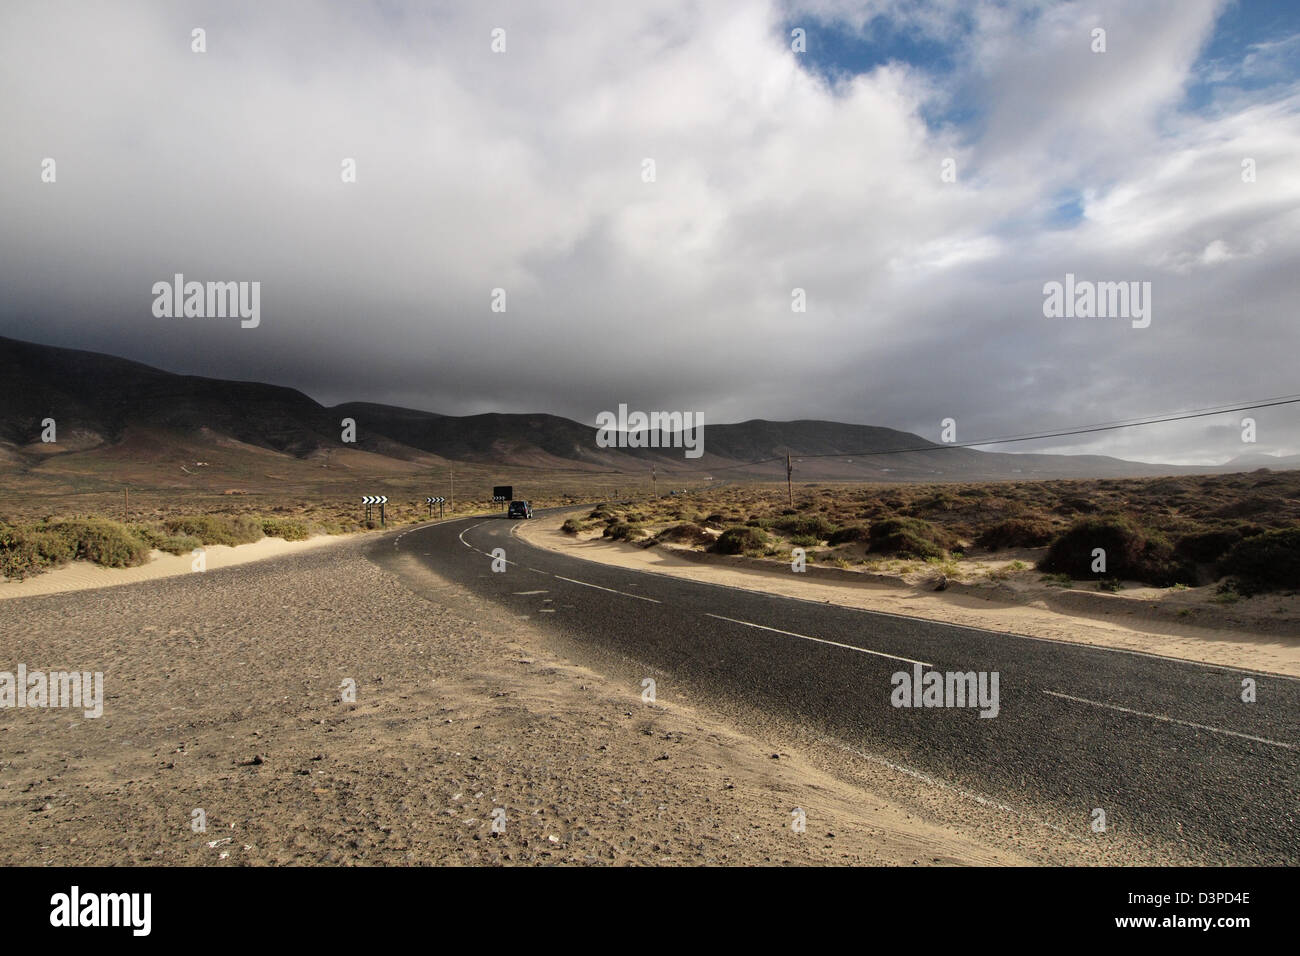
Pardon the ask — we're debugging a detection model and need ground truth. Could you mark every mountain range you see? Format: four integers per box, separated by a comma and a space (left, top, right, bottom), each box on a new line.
1, 335, 1293, 484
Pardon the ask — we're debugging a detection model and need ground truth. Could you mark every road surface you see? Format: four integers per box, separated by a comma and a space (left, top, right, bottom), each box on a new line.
367, 508, 1300, 864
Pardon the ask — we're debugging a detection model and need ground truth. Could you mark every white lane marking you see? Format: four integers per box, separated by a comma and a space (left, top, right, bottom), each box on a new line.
457, 522, 528, 568
705, 614, 931, 667
552, 575, 661, 604
1043, 691, 1298, 750
512, 590, 550, 595
507, 521, 1300, 684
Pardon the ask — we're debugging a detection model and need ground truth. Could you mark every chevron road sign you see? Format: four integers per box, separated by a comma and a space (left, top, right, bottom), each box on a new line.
426, 496, 447, 517
361, 495, 388, 525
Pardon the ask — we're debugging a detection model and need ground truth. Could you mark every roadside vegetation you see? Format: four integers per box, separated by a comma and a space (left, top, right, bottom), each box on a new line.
568, 470, 1300, 598
0, 512, 332, 581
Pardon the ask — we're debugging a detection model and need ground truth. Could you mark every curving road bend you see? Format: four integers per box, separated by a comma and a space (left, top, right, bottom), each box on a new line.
367, 507, 1300, 864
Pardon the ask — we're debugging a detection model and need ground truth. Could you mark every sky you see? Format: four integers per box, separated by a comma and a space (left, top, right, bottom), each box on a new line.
1, 0, 1298, 465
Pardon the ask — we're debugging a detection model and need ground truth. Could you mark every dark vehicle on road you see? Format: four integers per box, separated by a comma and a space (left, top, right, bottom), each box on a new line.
507, 500, 533, 519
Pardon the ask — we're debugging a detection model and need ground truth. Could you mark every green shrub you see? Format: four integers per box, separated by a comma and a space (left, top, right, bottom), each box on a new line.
1038, 516, 1191, 587
827, 524, 870, 546
1174, 526, 1261, 564
163, 514, 264, 547
0, 524, 77, 579
713, 526, 769, 555
131, 525, 204, 555
260, 518, 310, 541
44, 519, 151, 569
656, 523, 712, 546
561, 518, 585, 535
868, 517, 951, 559
604, 521, 645, 541
1218, 528, 1300, 595
773, 514, 838, 538
975, 518, 1055, 551
788, 533, 819, 548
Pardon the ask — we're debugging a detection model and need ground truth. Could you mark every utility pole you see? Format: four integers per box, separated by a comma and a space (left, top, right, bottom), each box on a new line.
450, 465, 454, 512
786, 453, 793, 506
124, 486, 129, 520
652, 462, 657, 498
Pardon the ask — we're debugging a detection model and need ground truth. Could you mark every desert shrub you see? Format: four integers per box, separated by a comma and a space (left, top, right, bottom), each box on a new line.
604, 521, 645, 541
1211, 495, 1285, 519
132, 525, 204, 555
44, 518, 151, 569
0, 524, 77, 579
1174, 526, 1258, 564
164, 514, 264, 547
827, 524, 870, 546
260, 518, 310, 541
913, 493, 956, 513
561, 518, 584, 535
704, 513, 726, 526
868, 517, 951, 559
1218, 528, 1300, 595
788, 533, 819, 548
975, 518, 1055, 551
656, 523, 712, 546
773, 514, 838, 538
1038, 516, 1191, 586
713, 526, 769, 555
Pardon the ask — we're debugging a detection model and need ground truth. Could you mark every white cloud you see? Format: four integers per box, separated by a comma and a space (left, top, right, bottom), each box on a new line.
0, 0, 1296, 465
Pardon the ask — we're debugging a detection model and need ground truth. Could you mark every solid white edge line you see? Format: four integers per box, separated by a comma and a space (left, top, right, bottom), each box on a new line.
504, 512, 1300, 684
1042, 690, 1297, 749
552, 575, 661, 603
705, 613, 931, 667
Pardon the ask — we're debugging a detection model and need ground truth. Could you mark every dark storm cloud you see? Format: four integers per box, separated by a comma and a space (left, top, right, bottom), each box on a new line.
2, 0, 1297, 465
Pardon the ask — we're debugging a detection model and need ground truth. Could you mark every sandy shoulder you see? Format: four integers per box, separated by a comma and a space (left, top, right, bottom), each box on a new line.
0, 538, 1108, 865
0, 533, 355, 600
515, 514, 1300, 679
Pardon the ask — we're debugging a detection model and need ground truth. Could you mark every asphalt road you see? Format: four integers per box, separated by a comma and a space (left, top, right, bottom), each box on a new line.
369, 507, 1300, 864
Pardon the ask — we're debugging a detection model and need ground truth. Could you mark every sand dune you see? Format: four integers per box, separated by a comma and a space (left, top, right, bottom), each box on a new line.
0, 533, 355, 600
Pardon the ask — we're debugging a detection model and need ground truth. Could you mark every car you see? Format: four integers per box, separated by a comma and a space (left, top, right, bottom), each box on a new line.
507, 500, 533, 519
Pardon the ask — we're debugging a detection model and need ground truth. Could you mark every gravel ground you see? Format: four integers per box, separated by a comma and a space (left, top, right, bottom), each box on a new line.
0, 538, 1094, 865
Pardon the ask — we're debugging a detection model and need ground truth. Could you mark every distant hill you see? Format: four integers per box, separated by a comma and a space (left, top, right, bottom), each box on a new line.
0, 335, 1283, 483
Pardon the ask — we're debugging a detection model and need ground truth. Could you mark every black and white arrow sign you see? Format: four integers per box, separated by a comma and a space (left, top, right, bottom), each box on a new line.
426, 496, 446, 504
362, 495, 388, 505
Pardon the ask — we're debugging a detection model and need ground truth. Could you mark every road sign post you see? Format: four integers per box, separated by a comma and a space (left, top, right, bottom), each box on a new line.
426, 496, 446, 519
493, 486, 513, 512
362, 495, 388, 525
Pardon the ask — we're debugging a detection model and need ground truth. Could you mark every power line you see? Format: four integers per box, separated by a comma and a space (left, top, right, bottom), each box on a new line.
787, 393, 1300, 462
635, 393, 1300, 474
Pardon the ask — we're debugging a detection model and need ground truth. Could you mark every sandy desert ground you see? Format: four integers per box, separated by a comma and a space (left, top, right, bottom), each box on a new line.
0, 526, 1165, 866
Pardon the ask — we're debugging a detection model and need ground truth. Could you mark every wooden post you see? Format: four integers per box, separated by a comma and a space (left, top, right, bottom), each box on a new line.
787, 453, 793, 506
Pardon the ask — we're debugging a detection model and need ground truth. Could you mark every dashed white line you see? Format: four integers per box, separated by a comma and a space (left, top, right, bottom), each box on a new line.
1043, 691, 1297, 750
552, 575, 662, 603
704, 614, 931, 666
